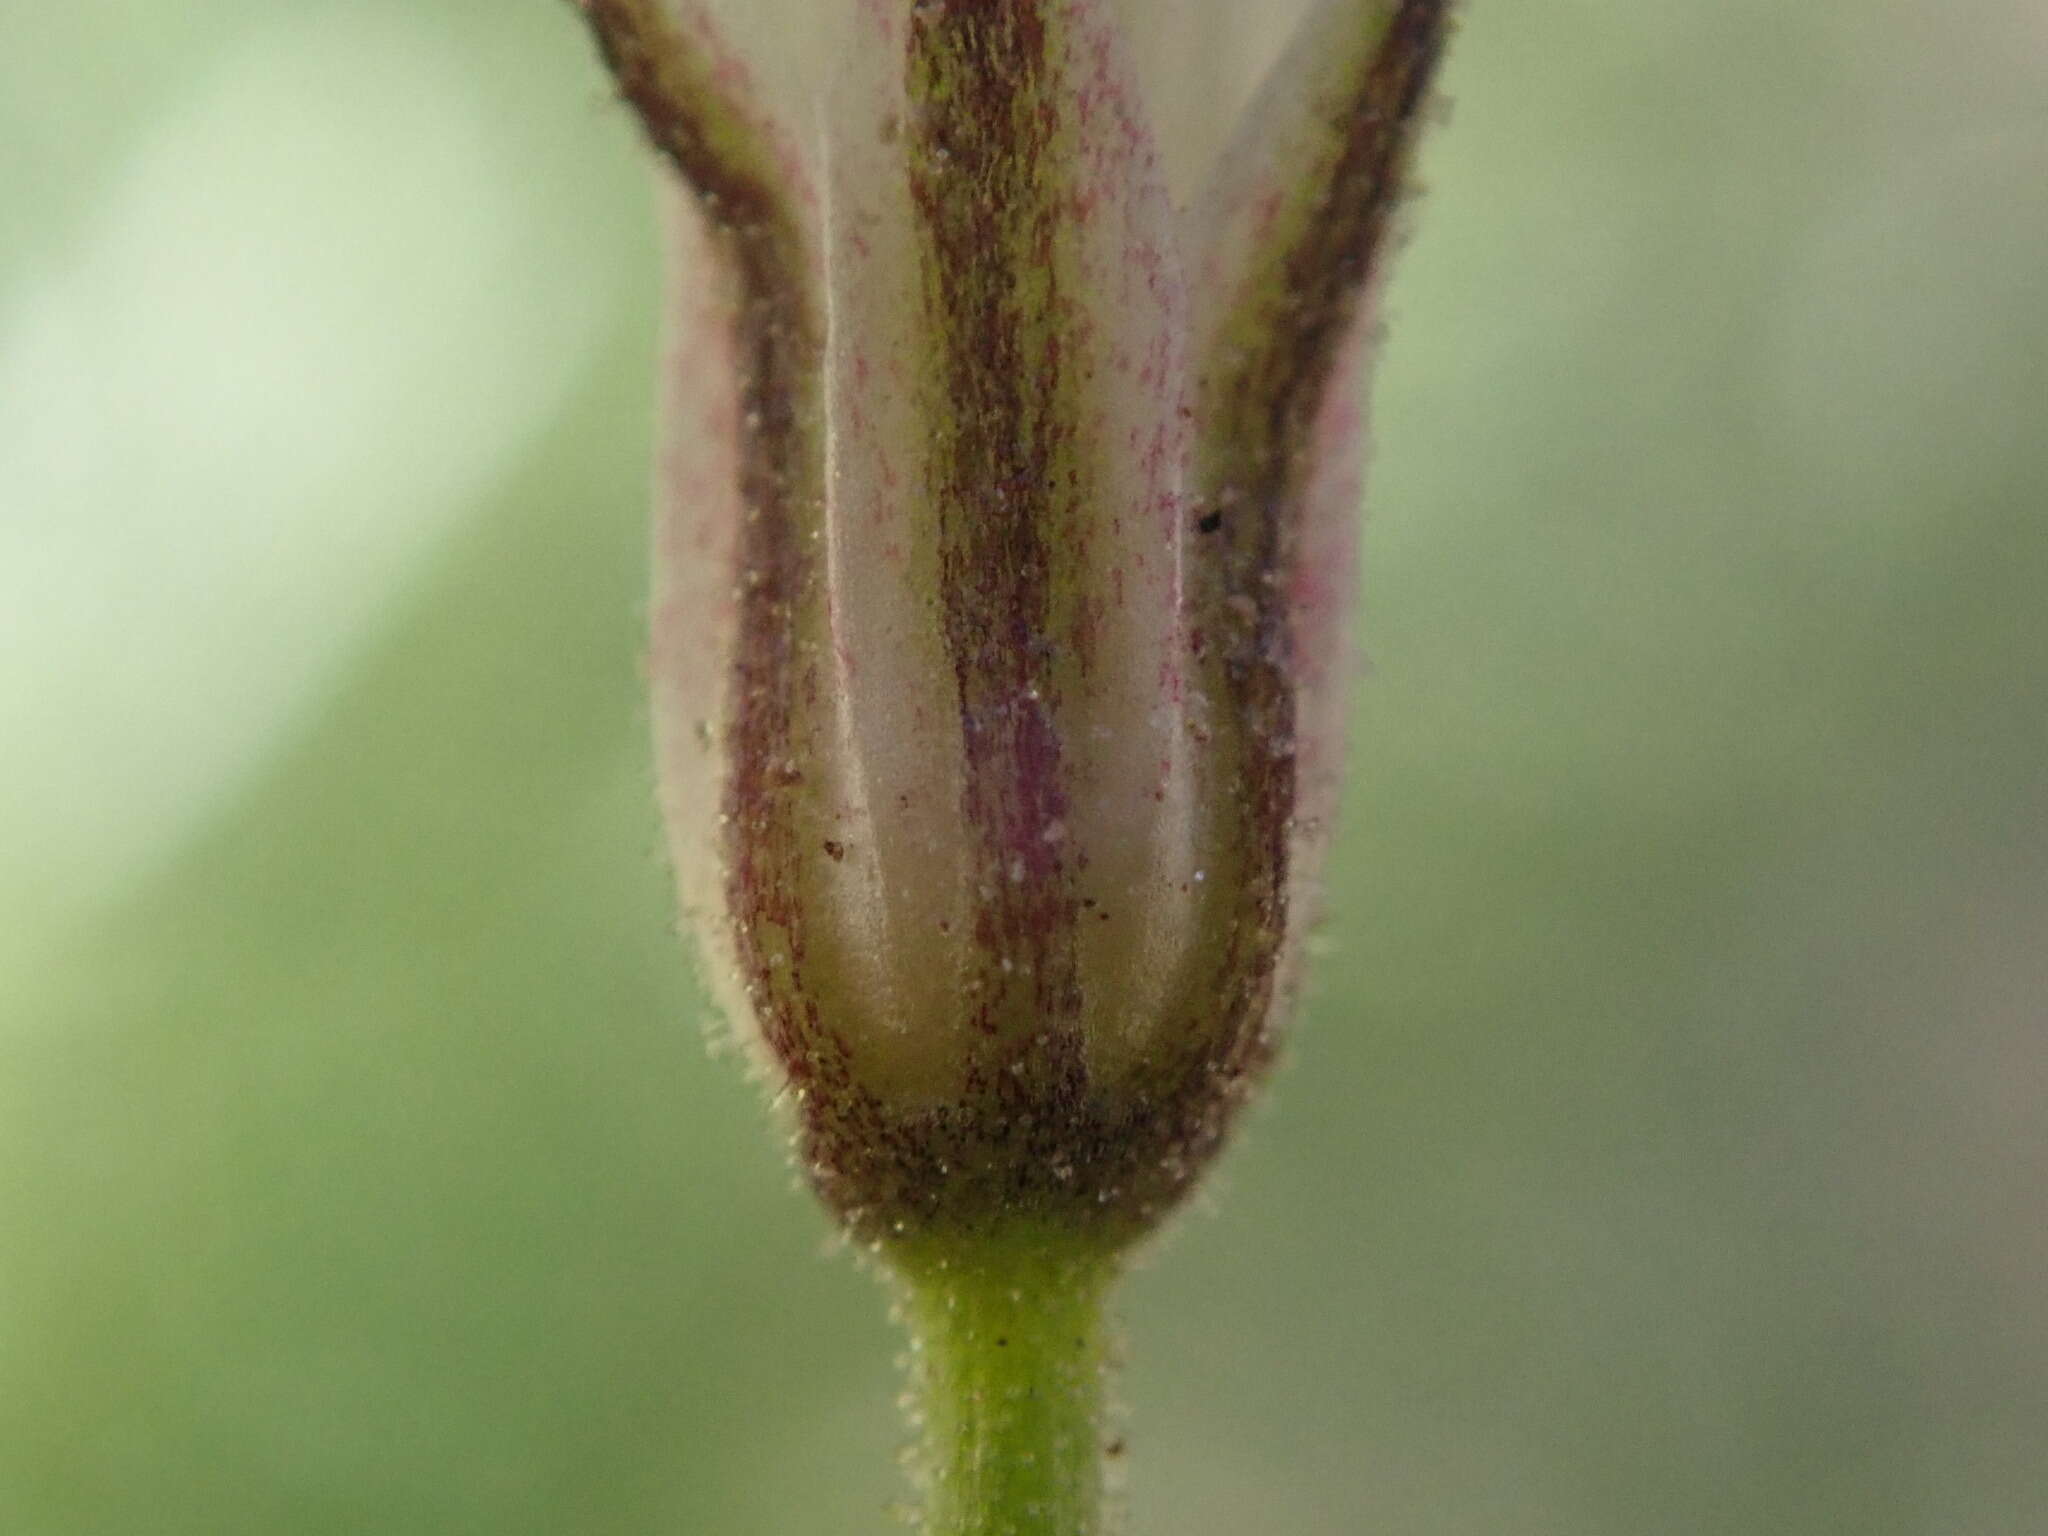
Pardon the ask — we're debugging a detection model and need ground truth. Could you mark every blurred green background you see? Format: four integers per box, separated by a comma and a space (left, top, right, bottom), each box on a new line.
5, 2, 2045, 1532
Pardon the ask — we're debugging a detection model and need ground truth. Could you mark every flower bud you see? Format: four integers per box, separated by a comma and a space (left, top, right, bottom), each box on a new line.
578, 0, 1451, 1245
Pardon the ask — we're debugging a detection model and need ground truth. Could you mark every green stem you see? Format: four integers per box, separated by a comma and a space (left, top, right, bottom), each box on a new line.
891, 1237, 1119, 1536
